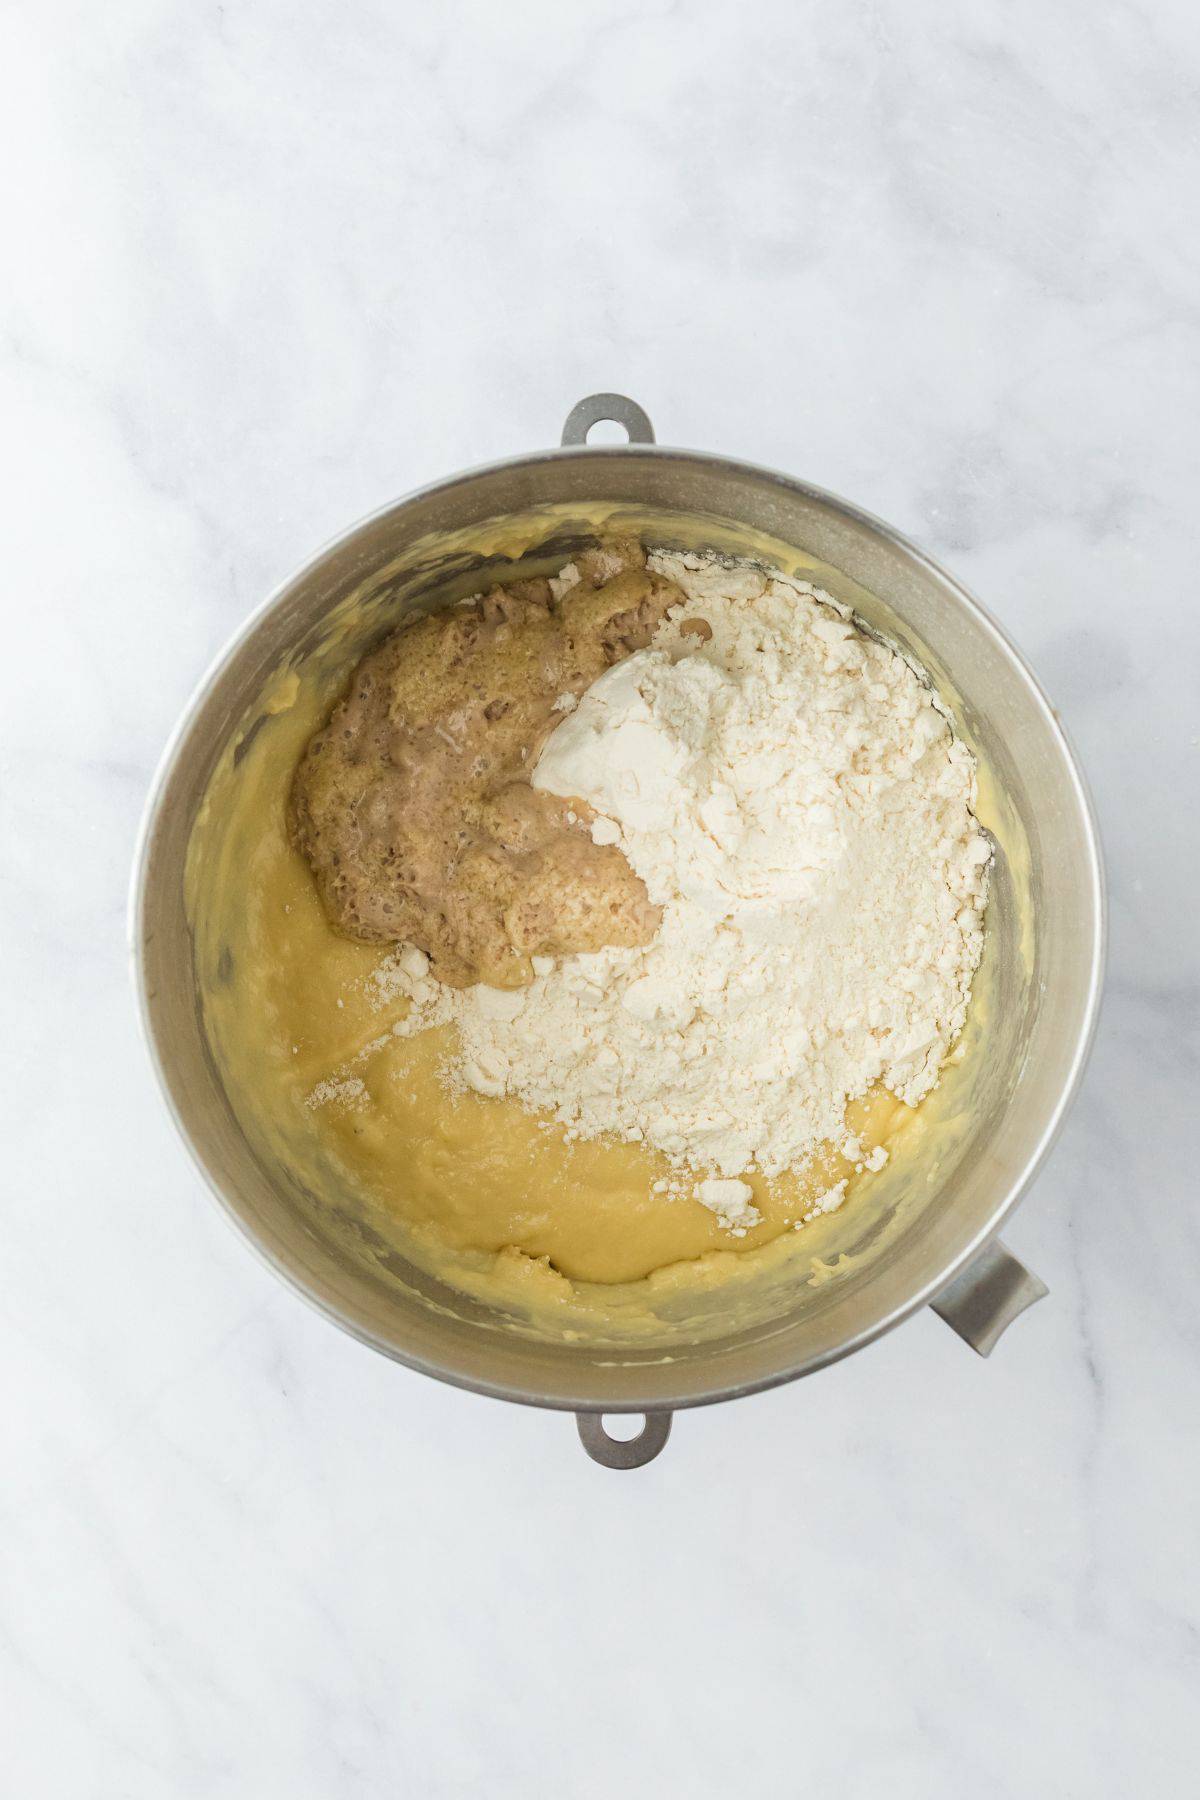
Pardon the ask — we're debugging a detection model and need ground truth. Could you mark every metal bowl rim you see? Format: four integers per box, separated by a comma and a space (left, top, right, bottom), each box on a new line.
129, 441, 1107, 1413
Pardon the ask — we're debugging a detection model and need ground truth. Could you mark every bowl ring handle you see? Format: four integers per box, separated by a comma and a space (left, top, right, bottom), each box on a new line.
561, 392, 656, 448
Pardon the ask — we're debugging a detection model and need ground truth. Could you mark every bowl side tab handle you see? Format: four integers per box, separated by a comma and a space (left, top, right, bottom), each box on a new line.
930, 1238, 1048, 1357
561, 393, 656, 447
576, 1410, 673, 1469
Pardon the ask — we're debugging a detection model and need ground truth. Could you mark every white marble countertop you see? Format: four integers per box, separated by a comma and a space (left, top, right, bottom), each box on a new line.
4, 3, 1199, 1794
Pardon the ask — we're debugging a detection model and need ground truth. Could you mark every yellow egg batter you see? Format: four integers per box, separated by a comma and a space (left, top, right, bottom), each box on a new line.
189, 640, 917, 1312
183, 494, 1032, 1342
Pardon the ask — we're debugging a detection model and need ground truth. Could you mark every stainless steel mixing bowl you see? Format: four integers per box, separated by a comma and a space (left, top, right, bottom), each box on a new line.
132, 394, 1104, 1467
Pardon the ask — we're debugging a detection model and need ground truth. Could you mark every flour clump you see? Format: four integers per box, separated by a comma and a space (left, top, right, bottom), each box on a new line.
381, 551, 990, 1192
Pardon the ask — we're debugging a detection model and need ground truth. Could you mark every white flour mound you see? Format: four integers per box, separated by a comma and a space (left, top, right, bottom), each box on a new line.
379, 551, 990, 1188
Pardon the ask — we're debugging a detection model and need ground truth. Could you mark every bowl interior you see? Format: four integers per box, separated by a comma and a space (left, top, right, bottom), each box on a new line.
136, 449, 1102, 1411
